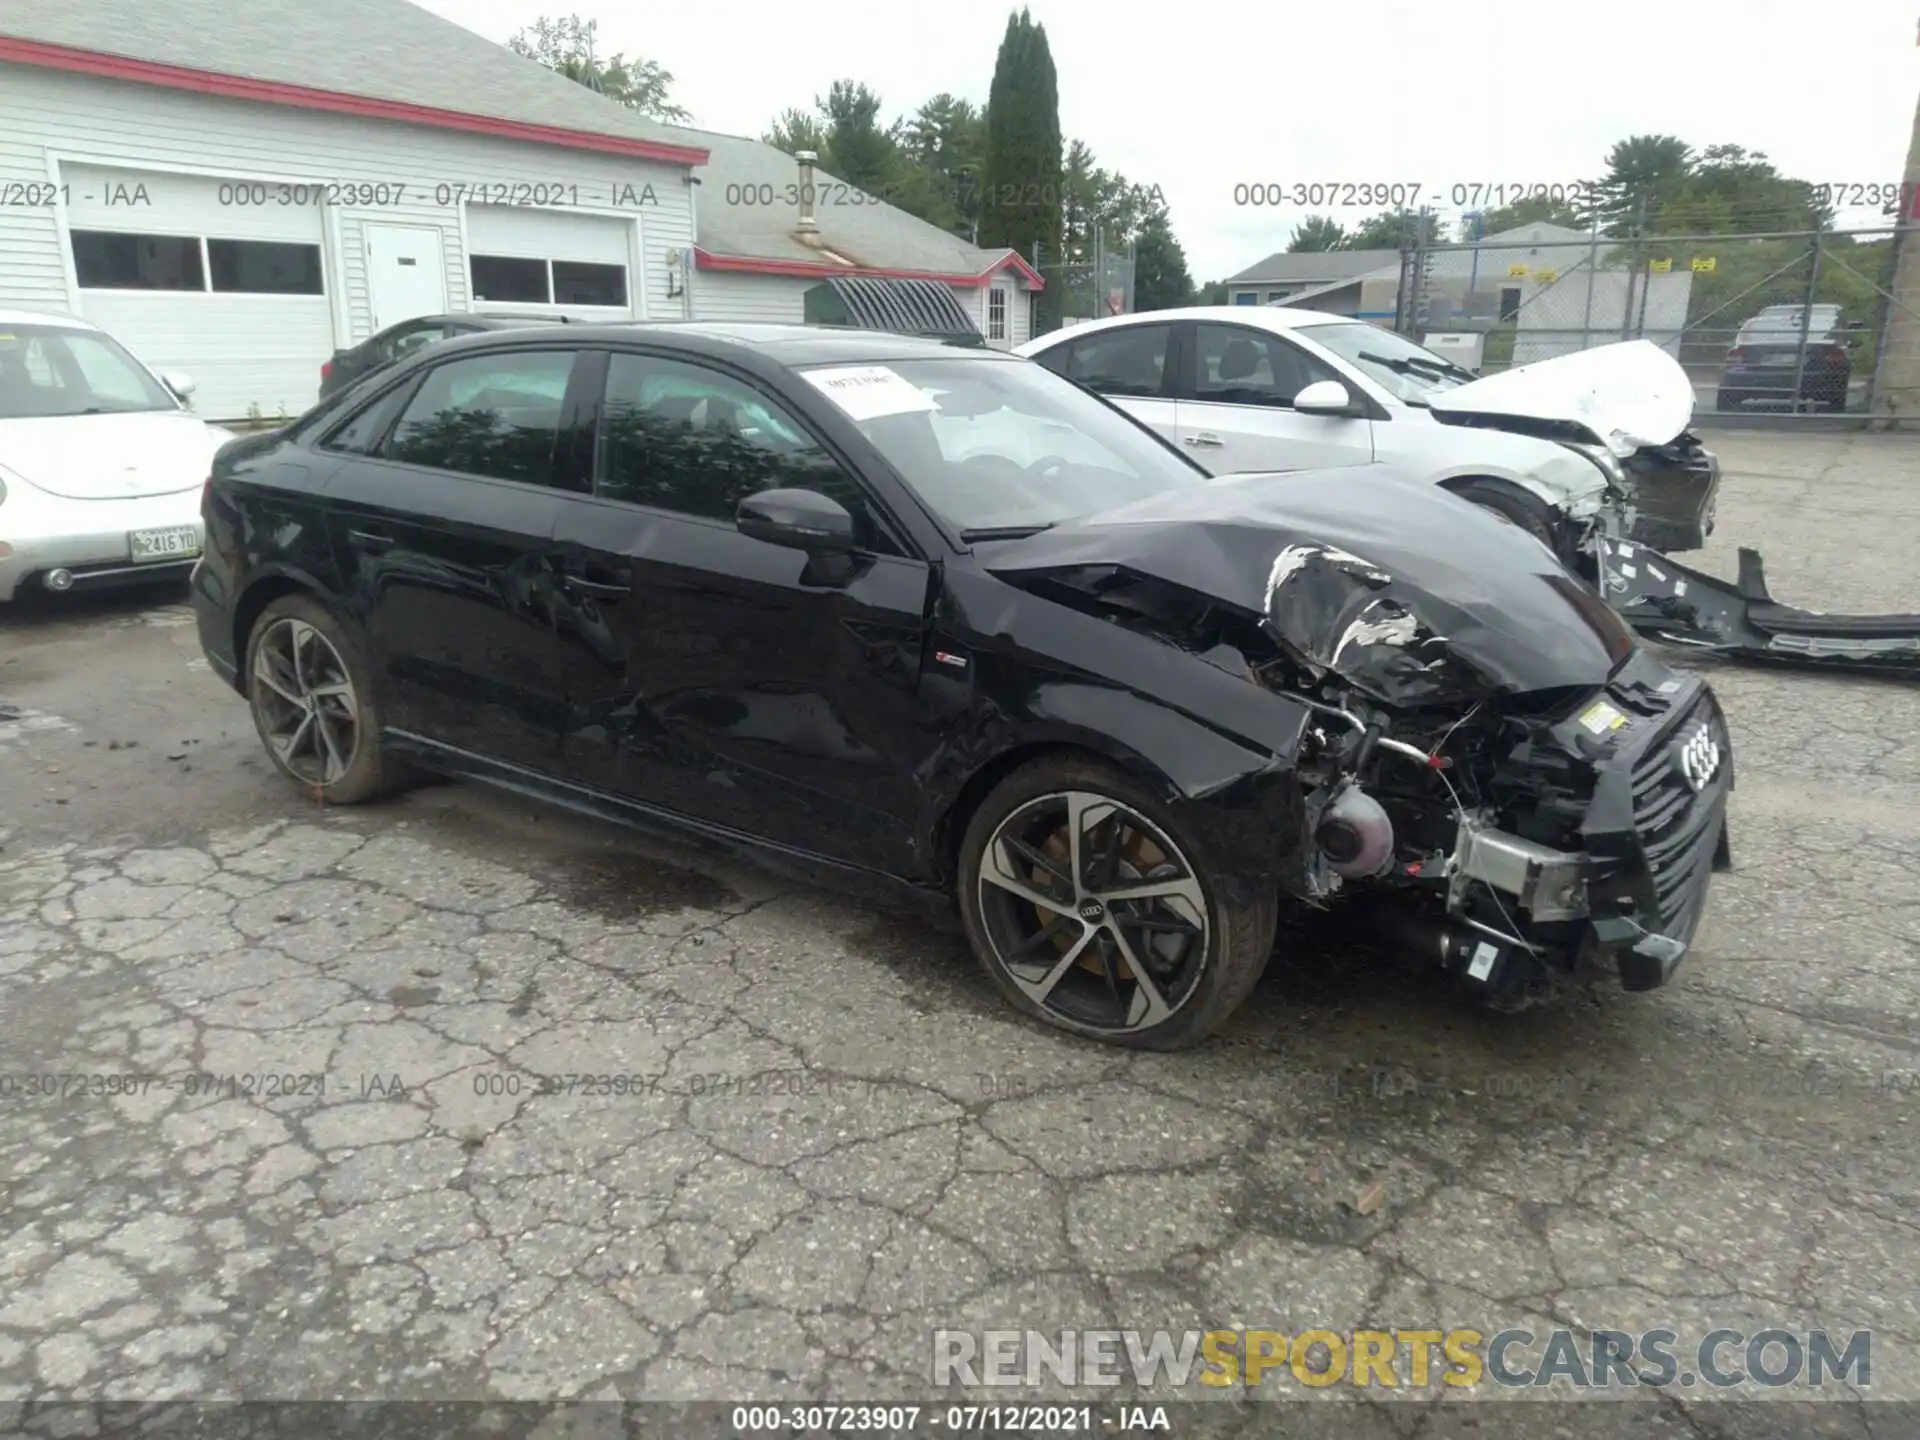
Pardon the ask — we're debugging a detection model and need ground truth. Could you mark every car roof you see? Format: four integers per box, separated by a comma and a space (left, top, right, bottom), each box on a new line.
0, 307, 98, 333
434, 320, 1025, 367
1017, 305, 1362, 349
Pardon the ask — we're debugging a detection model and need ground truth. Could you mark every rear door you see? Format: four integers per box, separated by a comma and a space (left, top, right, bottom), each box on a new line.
1172, 321, 1374, 472
550, 347, 934, 871
319, 343, 589, 769
1029, 322, 1179, 445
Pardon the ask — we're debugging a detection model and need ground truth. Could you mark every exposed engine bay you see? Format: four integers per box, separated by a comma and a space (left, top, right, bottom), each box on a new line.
982, 473, 1735, 1009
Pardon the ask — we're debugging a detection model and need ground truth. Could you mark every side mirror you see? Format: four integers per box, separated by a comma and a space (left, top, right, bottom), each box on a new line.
736, 488, 855, 553
1293, 379, 1355, 416
159, 370, 196, 400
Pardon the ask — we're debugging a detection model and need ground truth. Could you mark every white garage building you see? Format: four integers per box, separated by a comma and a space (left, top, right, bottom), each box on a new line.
0, 0, 708, 421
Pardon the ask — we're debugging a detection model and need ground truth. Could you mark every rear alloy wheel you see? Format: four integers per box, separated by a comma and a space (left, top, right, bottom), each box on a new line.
958, 758, 1276, 1049
246, 595, 399, 804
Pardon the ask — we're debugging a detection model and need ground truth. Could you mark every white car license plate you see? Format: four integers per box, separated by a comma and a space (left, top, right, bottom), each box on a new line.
128, 525, 201, 562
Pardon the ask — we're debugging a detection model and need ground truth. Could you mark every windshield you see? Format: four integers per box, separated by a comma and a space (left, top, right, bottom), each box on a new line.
1296, 322, 1476, 405
800, 356, 1206, 536
0, 324, 177, 418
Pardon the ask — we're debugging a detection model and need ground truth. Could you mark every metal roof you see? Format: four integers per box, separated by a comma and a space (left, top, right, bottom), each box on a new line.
808, 276, 984, 341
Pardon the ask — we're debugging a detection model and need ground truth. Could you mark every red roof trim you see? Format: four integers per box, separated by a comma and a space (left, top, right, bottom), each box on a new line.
0, 36, 711, 167
693, 246, 1045, 290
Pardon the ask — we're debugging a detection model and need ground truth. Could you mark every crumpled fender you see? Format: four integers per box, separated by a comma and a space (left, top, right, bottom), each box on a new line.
1600, 537, 1920, 677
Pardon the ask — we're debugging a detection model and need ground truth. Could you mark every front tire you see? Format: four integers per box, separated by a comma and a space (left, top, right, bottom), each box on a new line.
244, 593, 401, 805
957, 756, 1278, 1050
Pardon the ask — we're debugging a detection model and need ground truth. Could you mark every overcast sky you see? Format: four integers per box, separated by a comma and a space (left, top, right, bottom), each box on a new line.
419, 0, 1917, 280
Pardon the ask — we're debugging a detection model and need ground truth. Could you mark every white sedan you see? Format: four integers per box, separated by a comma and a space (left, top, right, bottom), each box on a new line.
0, 309, 232, 602
1016, 307, 1720, 563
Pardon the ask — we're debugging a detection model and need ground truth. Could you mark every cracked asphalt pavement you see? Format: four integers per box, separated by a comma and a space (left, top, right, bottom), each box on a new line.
0, 431, 1915, 1436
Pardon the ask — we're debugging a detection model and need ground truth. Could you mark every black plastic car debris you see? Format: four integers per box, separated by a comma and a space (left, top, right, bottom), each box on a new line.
1600, 538, 1920, 678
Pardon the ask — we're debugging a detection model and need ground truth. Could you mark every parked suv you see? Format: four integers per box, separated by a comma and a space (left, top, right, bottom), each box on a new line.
1716, 304, 1854, 412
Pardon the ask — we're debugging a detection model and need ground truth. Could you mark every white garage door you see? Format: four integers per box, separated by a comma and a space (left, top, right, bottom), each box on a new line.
63, 165, 335, 422
465, 205, 636, 317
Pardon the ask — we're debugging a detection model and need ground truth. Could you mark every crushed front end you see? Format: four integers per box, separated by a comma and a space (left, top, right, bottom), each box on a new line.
1275, 648, 1733, 1006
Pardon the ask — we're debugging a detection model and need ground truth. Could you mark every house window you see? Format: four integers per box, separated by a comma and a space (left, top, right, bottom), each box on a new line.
208, 239, 324, 295
1232, 292, 1258, 305
987, 287, 1008, 341
1498, 286, 1522, 322
470, 255, 551, 304
552, 261, 627, 307
70, 231, 205, 291
1265, 290, 1292, 304
470, 255, 631, 308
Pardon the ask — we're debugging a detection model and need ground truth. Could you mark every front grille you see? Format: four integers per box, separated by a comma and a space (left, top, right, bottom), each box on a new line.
1625, 688, 1726, 938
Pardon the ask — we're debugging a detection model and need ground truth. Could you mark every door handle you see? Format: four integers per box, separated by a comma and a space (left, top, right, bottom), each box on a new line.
562, 575, 631, 600
1183, 433, 1224, 448
346, 529, 394, 554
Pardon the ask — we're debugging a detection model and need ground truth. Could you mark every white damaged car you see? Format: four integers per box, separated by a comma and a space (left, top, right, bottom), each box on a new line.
0, 309, 233, 602
1016, 309, 1720, 566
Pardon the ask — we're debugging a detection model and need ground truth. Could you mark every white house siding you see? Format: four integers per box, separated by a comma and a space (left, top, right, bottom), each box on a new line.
692, 270, 809, 323
0, 64, 693, 419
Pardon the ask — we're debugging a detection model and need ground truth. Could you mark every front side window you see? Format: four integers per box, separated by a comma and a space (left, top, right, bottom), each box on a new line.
802, 355, 1204, 536
0, 324, 176, 417
382, 349, 578, 485
1191, 323, 1339, 407
71, 231, 205, 291
1044, 324, 1171, 398
596, 352, 873, 531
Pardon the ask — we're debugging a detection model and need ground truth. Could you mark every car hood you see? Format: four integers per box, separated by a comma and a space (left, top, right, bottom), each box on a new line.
979, 469, 1636, 706
0, 410, 222, 500
1428, 339, 1693, 458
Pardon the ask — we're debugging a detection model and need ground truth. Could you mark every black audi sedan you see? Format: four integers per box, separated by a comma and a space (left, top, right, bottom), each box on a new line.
193, 322, 1733, 1049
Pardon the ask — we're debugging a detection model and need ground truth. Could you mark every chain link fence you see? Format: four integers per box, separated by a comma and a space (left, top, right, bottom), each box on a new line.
1392, 224, 1911, 417
1033, 233, 1136, 331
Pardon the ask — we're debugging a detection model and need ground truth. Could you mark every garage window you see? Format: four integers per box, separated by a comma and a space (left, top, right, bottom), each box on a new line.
208, 239, 324, 295
70, 231, 205, 291
470, 255, 549, 304
552, 260, 626, 307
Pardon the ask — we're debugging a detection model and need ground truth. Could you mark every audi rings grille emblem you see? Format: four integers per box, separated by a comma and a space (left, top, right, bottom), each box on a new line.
1675, 722, 1722, 793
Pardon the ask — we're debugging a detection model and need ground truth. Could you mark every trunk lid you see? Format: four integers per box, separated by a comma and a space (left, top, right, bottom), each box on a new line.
0, 411, 221, 499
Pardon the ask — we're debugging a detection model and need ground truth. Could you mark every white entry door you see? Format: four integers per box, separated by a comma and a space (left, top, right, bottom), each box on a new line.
364, 224, 447, 330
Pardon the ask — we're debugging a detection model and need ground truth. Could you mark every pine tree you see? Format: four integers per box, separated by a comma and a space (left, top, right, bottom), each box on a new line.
981, 9, 1064, 330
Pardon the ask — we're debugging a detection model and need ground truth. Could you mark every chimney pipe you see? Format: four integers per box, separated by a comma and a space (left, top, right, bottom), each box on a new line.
795, 149, 819, 235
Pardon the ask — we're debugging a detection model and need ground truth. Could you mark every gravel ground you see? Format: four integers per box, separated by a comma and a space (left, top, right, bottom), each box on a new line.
0, 430, 1914, 1437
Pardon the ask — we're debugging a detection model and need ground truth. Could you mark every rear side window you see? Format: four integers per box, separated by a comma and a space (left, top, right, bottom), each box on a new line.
382, 349, 578, 486
321, 383, 413, 455
1041, 325, 1172, 397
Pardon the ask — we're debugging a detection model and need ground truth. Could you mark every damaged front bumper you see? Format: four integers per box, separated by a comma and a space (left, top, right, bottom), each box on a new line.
1616, 433, 1722, 552
1435, 666, 1733, 995
1600, 537, 1920, 678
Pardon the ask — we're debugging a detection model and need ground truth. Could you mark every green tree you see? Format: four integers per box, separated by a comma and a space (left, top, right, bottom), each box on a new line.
896, 94, 988, 236
1589, 134, 1693, 234
1132, 205, 1194, 311
1287, 215, 1346, 251
1194, 278, 1229, 305
1346, 208, 1425, 250
762, 108, 827, 157
818, 80, 898, 194
982, 9, 1064, 328
507, 15, 690, 121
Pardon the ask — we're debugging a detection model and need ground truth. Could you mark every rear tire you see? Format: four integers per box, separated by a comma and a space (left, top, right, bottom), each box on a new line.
244, 593, 403, 805
956, 755, 1278, 1050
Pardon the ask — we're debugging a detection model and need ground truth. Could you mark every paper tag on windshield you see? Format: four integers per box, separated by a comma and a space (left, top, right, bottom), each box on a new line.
802, 365, 938, 421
